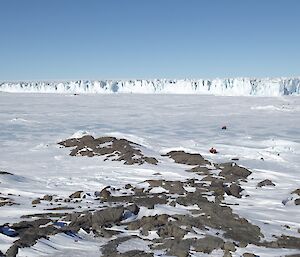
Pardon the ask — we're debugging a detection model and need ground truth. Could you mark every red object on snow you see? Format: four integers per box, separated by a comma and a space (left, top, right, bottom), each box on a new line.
209, 147, 218, 154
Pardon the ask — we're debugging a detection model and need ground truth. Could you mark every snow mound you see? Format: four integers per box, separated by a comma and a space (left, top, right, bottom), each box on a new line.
1, 77, 300, 96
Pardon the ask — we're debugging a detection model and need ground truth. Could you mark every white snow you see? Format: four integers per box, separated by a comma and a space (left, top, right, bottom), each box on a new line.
149, 186, 169, 194
18, 230, 104, 257
0, 93, 300, 256
1, 77, 300, 96
117, 238, 151, 253
69, 130, 90, 138
233, 244, 300, 257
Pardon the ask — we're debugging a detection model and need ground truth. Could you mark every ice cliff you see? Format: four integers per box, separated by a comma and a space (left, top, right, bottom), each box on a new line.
1, 77, 300, 96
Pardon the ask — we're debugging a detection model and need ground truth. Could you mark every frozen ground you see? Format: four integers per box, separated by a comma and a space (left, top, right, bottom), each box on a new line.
0, 93, 300, 256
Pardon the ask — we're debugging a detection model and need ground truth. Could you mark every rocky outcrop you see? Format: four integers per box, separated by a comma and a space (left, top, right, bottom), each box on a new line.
58, 135, 158, 165
1, 140, 299, 256
162, 150, 210, 166
257, 179, 276, 187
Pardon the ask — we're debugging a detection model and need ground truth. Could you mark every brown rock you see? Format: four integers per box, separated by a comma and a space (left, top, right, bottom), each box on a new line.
225, 183, 243, 198
162, 150, 209, 166
125, 184, 132, 189
69, 191, 83, 199
99, 187, 111, 200
42, 195, 53, 201
223, 241, 236, 252
223, 250, 232, 257
243, 254, 258, 257
32, 198, 41, 205
292, 189, 300, 196
257, 179, 275, 188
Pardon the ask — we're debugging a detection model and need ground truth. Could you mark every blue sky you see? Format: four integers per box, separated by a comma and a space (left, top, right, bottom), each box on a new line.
0, 0, 299, 80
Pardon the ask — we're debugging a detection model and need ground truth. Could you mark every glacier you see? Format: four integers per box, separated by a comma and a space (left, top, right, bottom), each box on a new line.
0, 77, 300, 96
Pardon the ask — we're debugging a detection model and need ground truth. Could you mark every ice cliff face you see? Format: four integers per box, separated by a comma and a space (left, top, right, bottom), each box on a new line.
0, 78, 300, 96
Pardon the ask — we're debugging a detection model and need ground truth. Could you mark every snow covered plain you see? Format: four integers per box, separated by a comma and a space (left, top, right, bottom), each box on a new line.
0, 92, 300, 256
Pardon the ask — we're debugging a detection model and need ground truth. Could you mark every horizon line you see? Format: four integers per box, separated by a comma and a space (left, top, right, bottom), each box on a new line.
1, 76, 300, 83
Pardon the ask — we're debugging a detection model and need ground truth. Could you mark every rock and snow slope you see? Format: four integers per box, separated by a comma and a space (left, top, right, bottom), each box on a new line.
1, 77, 300, 96
0, 94, 300, 256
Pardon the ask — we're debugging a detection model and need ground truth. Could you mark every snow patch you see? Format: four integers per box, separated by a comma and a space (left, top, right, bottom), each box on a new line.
117, 238, 151, 253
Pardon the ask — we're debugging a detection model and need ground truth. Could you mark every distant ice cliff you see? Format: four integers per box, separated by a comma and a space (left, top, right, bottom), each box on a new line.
1, 78, 300, 96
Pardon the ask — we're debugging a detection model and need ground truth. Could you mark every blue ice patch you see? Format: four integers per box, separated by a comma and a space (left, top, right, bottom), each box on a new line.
0, 226, 18, 237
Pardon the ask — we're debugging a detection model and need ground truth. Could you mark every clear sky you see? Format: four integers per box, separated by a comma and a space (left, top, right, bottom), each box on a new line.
0, 0, 299, 81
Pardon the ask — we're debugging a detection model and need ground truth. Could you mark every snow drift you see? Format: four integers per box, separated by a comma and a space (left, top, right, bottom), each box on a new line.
1, 77, 300, 96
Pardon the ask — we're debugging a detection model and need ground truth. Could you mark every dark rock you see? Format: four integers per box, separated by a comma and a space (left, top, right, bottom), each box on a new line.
262, 235, 300, 249
218, 162, 252, 182
106, 195, 134, 204
0, 171, 13, 175
66, 213, 93, 233
243, 254, 258, 257
257, 179, 275, 188
115, 250, 154, 257
190, 165, 211, 175
69, 191, 83, 199
11, 219, 52, 231
166, 238, 192, 257
133, 187, 145, 196
225, 183, 243, 198
95, 228, 119, 238
223, 241, 236, 252
169, 200, 176, 207
134, 195, 167, 209
125, 184, 132, 189
145, 180, 186, 195
223, 251, 233, 257
193, 236, 224, 253
127, 214, 169, 232
292, 189, 300, 196
58, 136, 158, 165
126, 204, 139, 215
295, 199, 300, 205
32, 198, 41, 205
21, 212, 69, 219
176, 191, 262, 244
143, 157, 158, 165
0, 199, 15, 207
68, 206, 124, 232
162, 150, 209, 166
157, 223, 186, 239
99, 187, 111, 200
6, 219, 58, 256
42, 195, 53, 201
100, 236, 140, 256
209, 179, 225, 199
6, 225, 58, 257
45, 206, 74, 211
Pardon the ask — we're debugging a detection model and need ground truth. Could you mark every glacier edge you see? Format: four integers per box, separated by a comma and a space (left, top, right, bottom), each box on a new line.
1, 77, 300, 96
